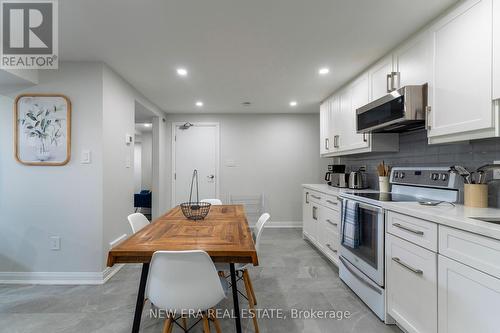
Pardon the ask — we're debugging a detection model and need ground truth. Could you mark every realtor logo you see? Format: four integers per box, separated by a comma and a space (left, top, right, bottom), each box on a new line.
1, 0, 58, 69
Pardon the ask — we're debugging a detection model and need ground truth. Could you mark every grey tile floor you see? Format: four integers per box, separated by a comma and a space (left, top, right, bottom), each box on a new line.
0, 229, 401, 333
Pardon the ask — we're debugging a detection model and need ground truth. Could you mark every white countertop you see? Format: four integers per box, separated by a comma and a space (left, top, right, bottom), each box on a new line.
303, 183, 500, 240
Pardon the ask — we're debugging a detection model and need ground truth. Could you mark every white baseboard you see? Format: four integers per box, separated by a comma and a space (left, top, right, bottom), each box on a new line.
265, 221, 302, 228
0, 264, 124, 285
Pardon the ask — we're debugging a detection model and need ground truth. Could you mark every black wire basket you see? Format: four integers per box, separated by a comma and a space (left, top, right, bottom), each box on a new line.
180, 170, 211, 220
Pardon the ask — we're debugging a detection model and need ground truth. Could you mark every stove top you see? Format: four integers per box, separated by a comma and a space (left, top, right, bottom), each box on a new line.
351, 192, 425, 202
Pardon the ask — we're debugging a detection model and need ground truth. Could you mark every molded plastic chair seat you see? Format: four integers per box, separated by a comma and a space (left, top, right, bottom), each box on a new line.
127, 213, 150, 234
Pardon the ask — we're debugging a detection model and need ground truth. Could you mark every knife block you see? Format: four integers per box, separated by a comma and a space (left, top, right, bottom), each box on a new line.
464, 184, 488, 208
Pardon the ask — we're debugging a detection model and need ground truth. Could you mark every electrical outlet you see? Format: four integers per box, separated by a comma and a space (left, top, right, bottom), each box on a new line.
494, 161, 500, 180
50, 236, 61, 251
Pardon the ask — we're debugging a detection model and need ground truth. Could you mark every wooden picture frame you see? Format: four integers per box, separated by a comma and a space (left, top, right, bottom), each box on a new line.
14, 94, 71, 166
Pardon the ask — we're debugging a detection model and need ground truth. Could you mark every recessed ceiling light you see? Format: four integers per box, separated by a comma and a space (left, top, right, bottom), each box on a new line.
289, 101, 298, 107
176, 68, 188, 76
318, 67, 330, 75
143, 123, 152, 128
195, 101, 203, 107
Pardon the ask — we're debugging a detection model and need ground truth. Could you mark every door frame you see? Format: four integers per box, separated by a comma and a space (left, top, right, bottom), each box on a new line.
171, 122, 220, 207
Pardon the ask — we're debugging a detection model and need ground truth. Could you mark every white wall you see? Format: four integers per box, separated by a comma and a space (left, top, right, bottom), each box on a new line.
133, 142, 142, 192
140, 132, 153, 190
165, 113, 327, 224
0, 63, 104, 273
0, 62, 168, 280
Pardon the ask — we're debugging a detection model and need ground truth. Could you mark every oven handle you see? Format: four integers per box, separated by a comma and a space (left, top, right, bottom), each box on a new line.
340, 257, 382, 295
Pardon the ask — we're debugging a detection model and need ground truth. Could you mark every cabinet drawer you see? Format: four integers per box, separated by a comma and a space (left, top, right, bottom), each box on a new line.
323, 206, 340, 234
439, 226, 500, 277
308, 191, 323, 204
321, 227, 339, 259
322, 194, 340, 211
386, 234, 437, 333
386, 211, 437, 251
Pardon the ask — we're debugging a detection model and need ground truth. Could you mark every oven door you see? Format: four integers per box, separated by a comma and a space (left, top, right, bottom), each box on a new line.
340, 199, 384, 286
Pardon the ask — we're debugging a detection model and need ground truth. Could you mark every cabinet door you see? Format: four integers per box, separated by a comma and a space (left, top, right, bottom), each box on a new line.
369, 55, 394, 101
438, 255, 500, 333
336, 88, 351, 150
386, 234, 437, 333
319, 100, 330, 155
302, 190, 313, 238
394, 32, 431, 88
328, 95, 340, 152
342, 74, 370, 151
307, 203, 320, 244
494, 0, 500, 100
428, 0, 494, 138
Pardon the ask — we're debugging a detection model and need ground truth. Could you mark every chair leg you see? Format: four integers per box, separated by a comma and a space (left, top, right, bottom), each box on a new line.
243, 269, 257, 305
209, 311, 222, 333
162, 315, 173, 333
242, 270, 260, 333
202, 314, 211, 333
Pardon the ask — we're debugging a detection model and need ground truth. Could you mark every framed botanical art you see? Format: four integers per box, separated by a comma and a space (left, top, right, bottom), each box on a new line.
14, 94, 71, 166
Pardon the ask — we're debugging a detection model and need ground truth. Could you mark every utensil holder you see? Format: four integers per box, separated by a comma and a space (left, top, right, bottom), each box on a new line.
464, 184, 488, 208
379, 176, 390, 193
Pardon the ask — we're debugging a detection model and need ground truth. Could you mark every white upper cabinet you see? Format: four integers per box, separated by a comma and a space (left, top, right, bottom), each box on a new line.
328, 95, 340, 153
428, 0, 495, 142
343, 74, 370, 151
494, 0, 500, 100
319, 100, 330, 155
369, 55, 394, 101
393, 32, 432, 89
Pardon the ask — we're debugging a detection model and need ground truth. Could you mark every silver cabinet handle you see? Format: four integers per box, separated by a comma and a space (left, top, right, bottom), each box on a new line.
425, 106, 432, 130
312, 206, 318, 220
326, 200, 337, 205
362, 133, 368, 142
392, 257, 423, 275
311, 195, 321, 200
326, 219, 338, 227
305, 192, 309, 204
325, 138, 329, 150
392, 72, 400, 90
393, 223, 424, 235
333, 135, 340, 148
386, 73, 392, 93
326, 244, 337, 253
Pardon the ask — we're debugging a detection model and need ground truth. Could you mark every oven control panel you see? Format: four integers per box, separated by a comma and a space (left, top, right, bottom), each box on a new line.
390, 167, 458, 189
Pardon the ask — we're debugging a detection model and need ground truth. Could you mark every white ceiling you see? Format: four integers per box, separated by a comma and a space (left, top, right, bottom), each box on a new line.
60, 0, 457, 113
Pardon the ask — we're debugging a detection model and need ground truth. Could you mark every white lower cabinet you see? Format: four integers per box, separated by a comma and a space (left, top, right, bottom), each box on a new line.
386, 234, 437, 333
438, 255, 500, 333
302, 187, 340, 266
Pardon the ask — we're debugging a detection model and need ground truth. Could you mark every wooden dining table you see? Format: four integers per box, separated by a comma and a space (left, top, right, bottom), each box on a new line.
107, 204, 258, 333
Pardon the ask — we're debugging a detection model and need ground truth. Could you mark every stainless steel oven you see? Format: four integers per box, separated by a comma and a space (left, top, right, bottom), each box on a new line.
339, 198, 384, 286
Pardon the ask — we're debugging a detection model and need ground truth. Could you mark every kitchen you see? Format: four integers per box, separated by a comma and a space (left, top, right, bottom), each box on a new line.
1, 0, 500, 332
304, 0, 500, 332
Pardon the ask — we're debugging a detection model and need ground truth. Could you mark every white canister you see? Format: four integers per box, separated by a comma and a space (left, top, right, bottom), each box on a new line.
379, 176, 390, 192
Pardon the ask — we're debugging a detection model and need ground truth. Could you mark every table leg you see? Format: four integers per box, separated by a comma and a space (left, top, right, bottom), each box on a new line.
230, 263, 242, 333
132, 263, 150, 333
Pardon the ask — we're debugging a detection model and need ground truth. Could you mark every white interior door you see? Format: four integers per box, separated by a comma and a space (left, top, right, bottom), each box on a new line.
172, 123, 219, 206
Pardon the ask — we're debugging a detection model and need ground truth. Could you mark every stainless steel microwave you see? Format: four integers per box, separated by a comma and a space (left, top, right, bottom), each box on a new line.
356, 84, 427, 133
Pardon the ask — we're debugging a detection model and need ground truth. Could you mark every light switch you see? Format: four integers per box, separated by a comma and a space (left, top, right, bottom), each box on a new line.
81, 150, 91, 164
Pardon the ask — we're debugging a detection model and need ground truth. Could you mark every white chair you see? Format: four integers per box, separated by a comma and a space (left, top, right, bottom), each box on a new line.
201, 198, 223, 205
146, 250, 226, 332
128, 213, 150, 234
219, 213, 270, 333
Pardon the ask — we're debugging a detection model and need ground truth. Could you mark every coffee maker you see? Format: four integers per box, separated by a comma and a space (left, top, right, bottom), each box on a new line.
325, 165, 349, 188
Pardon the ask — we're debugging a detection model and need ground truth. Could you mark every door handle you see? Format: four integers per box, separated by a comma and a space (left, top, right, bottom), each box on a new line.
386, 73, 392, 93
392, 223, 424, 235
392, 257, 423, 275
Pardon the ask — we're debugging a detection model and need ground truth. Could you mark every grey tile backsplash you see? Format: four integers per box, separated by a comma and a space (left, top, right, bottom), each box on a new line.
335, 130, 500, 207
